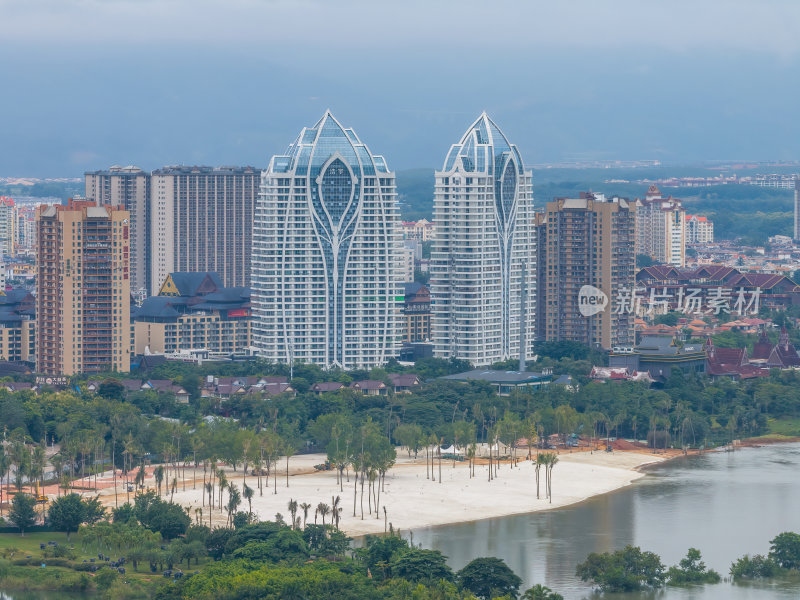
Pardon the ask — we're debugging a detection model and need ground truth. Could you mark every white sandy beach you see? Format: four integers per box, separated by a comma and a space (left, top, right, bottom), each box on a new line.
101, 449, 662, 536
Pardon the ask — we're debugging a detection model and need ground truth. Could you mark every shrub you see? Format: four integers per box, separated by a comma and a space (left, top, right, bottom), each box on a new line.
729, 554, 781, 580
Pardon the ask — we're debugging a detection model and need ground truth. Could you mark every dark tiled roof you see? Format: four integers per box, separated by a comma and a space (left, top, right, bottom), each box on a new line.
136, 297, 187, 318
311, 382, 344, 392
388, 373, 420, 386
169, 272, 222, 296
351, 380, 386, 390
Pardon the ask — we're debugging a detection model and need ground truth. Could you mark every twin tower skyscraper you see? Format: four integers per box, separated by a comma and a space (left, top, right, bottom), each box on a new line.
251, 111, 537, 370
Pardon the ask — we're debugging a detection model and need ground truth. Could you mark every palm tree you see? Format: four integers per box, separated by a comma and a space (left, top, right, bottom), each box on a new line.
49, 452, 65, 499
226, 483, 241, 527
243, 483, 254, 518
30, 444, 46, 496
154, 465, 165, 496
134, 463, 146, 491
300, 502, 311, 529
546, 453, 558, 503
533, 454, 543, 499
205, 481, 213, 510
287, 499, 298, 528
194, 507, 203, 525
317, 502, 330, 526
331, 495, 342, 530
217, 470, 228, 513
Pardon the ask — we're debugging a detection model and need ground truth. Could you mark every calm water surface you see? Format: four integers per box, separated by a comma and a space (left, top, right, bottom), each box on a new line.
412, 443, 800, 599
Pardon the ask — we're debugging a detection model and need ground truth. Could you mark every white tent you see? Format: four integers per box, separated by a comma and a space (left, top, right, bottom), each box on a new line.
439, 445, 464, 455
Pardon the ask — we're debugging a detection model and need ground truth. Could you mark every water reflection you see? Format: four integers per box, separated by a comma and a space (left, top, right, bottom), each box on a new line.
412, 444, 800, 599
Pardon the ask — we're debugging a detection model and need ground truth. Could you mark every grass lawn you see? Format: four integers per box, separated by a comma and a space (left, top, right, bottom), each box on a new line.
0, 531, 73, 555
765, 417, 800, 438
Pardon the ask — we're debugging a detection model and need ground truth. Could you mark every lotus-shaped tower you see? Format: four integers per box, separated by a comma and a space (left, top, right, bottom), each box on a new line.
251, 111, 402, 369
431, 113, 537, 365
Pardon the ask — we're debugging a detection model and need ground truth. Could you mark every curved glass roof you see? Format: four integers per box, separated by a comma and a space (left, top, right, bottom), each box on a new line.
269, 110, 391, 177
441, 112, 526, 176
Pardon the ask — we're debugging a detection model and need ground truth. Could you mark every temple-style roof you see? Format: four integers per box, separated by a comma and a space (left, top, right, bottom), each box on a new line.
159, 272, 223, 297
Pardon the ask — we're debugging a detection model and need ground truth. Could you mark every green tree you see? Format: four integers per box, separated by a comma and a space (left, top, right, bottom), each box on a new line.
8, 493, 37, 536
729, 554, 781, 580
667, 548, 721, 585
46, 493, 85, 540
83, 495, 107, 524
94, 566, 118, 590
390, 547, 454, 583
522, 584, 564, 600
576, 545, 666, 592
769, 531, 800, 570
456, 557, 522, 599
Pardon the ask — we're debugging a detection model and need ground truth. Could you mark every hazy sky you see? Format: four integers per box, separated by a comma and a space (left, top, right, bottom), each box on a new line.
2, 0, 800, 176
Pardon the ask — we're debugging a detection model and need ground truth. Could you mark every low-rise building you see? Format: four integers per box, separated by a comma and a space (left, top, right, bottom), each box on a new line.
401, 219, 435, 242
608, 336, 706, 380
403, 283, 431, 343
685, 214, 714, 244
439, 368, 552, 396
388, 373, 421, 393
350, 380, 388, 395
133, 272, 251, 359
0, 289, 35, 364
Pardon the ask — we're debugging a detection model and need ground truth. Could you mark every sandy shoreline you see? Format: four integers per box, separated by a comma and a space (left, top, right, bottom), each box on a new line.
81, 448, 665, 537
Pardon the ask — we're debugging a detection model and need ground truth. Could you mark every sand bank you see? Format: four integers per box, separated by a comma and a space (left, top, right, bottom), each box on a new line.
89, 449, 662, 536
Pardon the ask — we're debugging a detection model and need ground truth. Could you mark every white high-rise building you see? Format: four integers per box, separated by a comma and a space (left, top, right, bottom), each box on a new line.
635, 185, 686, 267
251, 111, 403, 369
430, 113, 537, 366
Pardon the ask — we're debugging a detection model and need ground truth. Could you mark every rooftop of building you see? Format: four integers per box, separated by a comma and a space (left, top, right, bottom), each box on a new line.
270, 110, 390, 177
151, 165, 259, 175
440, 369, 550, 385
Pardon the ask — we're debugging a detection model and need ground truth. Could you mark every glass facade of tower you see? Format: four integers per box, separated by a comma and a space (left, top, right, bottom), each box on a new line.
430, 113, 537, 366
251, 112, 402, 369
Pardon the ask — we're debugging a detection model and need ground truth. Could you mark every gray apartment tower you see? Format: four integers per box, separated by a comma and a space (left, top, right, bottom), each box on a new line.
86, 165, 260, 297
150, 166, 259, 295
85, 166, 151, 294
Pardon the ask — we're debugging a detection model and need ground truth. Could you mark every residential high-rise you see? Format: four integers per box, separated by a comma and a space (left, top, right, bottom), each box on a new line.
251, 111, 402, 369
85, 166, 151, 294
16, 205, 37, 255
36, 200, 131, 375
635, 185, 685, 266
794, 177, 800, 241
430, 113, 537, 366
537, 193, 636, 350
685, 214, 714, 244
0, 197, 17, 257
150, 166, 259, 295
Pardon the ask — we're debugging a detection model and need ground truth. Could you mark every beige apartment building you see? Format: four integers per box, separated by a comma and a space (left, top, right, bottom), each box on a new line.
685, 214, 714, 244
36, 201, 131, 375
537, 193, 636, 350
635, 185, 686, 266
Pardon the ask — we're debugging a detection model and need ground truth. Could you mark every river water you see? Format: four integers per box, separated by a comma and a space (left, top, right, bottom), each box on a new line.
412, 443, 800, 599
